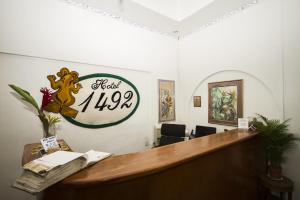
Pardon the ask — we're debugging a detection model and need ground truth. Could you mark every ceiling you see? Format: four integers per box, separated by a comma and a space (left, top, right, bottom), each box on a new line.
131, 0, 215, 21
67, 0, 258, 37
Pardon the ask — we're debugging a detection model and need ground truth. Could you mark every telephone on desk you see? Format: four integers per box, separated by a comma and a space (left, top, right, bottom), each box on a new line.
189, 129, 195, 139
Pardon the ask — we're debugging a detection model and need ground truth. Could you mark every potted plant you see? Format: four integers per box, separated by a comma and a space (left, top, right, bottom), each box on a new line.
252, 114, 299, 180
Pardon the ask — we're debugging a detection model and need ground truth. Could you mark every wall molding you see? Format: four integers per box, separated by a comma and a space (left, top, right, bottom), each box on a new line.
0, 52, 151, 74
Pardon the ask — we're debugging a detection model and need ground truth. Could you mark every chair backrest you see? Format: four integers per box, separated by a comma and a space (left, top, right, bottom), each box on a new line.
195, 125, 216, 137
159, 135, 185, 147
161, 123, 186, 137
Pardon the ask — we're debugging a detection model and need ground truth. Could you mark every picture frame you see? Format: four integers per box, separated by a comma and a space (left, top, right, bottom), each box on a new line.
193, 96, 201, 107
208, 79, 243, 126
158, 79, 175, 122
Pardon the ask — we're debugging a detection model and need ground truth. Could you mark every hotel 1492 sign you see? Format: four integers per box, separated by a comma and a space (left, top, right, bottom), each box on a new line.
65, 73, 140, 128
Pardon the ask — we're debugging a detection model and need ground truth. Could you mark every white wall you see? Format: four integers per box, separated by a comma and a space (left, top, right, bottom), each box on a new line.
179, 0, 300, 198
0, 0, 177, 74
283, 0, 300, 198
178, 0, 283, 130
0, 0, 177, 199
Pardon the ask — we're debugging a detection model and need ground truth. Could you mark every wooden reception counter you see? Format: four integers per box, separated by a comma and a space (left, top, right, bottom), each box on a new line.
43, 129, 265, 200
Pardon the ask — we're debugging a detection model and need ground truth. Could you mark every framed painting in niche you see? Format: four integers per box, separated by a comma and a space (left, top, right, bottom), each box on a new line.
208, 79, 243, 126
193, 96, 201, 107
158, 79, 175, 122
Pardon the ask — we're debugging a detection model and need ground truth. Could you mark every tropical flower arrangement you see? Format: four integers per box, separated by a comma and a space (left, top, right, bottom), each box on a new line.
9, 84, 60, 138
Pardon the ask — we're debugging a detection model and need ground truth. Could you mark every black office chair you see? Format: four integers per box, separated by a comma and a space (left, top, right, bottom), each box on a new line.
194, 125, 216, 138
159, 123, 186, 146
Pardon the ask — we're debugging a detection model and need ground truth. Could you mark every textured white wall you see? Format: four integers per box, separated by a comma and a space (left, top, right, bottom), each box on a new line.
0, 0, 177, 199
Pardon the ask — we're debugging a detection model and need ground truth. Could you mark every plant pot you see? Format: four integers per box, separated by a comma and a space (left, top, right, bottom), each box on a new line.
268, 165, 283, 180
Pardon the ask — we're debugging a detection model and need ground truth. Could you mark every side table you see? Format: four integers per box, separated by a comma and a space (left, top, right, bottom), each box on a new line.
259, 174, 294, 200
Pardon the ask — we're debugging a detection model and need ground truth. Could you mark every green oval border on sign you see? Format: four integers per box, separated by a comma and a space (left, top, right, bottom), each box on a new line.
64, 73, 140, 128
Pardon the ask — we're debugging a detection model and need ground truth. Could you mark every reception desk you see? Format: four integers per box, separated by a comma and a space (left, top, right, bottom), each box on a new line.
42, 129, 265, 200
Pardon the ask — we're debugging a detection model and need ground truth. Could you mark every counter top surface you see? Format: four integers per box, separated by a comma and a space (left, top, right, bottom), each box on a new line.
60, 129, 257, 188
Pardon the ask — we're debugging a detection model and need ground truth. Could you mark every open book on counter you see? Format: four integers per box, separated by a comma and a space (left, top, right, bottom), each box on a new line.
13, 150, 111, 194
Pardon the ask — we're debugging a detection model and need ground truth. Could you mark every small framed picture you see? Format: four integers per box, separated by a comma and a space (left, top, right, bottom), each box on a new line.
193, 96, 201, 107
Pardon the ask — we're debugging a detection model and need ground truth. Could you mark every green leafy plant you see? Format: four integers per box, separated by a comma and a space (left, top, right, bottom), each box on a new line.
47, 114, 61, 127
253, 114, 299, 167
9, 84, 60, 138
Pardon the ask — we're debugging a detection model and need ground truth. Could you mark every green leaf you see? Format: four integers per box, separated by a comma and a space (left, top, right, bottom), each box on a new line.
8, 84, 39, 111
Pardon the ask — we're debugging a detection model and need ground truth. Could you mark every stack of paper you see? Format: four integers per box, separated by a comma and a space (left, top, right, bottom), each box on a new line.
13, 150, 111, 194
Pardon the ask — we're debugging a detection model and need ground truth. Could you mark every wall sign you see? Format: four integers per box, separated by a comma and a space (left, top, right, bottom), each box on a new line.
65, 73, 140, 128
40, 136, 59, 152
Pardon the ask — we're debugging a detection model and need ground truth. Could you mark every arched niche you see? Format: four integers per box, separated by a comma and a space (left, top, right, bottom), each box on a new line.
188, 70, 281, 132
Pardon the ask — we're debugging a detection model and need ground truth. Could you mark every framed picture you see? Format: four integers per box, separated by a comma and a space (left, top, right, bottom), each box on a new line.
158, 79, 175, 122
193, 96, 201, 107
208, 79, 243, 126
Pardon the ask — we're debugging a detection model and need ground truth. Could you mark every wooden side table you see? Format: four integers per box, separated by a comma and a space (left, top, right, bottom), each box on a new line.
22, 139, 72, 166
259, 174, 294, 200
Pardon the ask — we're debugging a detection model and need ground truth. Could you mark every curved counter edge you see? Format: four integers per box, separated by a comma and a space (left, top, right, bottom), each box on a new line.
59, 129, 258, 188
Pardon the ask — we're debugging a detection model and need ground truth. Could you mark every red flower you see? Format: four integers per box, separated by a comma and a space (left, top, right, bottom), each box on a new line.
40, 87, 53, 111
